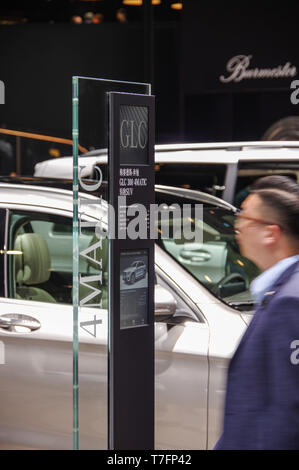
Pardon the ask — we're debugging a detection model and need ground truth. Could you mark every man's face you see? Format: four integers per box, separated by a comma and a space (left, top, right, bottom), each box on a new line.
235, 193, 269, 264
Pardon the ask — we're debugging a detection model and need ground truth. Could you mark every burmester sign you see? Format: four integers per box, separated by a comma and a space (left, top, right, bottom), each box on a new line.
220, 55, 297, 83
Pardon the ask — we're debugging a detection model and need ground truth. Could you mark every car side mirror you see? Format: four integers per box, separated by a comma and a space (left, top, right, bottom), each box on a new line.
154, 284, 177, 319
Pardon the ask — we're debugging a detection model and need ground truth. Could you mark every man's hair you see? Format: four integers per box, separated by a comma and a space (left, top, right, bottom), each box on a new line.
251, 175, 299, 239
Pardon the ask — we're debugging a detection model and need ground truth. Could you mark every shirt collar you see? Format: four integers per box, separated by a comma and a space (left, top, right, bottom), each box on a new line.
250, 254, 299, 306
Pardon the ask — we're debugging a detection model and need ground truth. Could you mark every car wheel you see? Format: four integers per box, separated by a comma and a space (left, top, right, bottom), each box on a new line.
130, 273, 136, 284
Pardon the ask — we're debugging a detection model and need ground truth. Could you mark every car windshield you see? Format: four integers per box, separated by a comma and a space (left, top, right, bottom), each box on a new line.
155, 192, 260, 311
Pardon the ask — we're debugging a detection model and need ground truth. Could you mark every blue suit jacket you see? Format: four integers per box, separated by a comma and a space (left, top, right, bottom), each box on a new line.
215, 260, 299, 449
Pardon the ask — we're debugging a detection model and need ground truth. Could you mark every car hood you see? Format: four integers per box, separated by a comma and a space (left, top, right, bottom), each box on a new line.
123, 268, 134, 275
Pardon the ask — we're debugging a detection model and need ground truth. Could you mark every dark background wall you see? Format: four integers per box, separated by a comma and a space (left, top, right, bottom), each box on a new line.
0, 18, 180, 172
0, 23, 144, 137
2, 1, 299, 174
182, 1, 299, 142
0, 22, 180, 132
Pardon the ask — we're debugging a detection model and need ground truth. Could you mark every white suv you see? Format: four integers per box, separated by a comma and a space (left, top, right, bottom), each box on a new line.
34, 141, 299, 206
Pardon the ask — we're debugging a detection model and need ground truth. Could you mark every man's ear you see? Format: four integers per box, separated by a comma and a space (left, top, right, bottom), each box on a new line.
263, 224, 281, 246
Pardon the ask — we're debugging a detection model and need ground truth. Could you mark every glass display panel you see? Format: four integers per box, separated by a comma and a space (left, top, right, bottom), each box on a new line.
73, 77, 150, 450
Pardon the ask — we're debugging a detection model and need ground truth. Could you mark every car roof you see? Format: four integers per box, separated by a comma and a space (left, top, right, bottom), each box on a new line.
34, 141, 299, 178
155, 141, 299, 162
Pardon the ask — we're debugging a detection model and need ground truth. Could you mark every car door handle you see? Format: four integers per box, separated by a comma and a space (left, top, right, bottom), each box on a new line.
180, 249, 211, 262
0, 314, 41, 332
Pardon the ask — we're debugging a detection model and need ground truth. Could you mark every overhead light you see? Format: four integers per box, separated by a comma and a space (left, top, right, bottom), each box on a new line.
122, 0, 161, 5
171, 1, 183, 10
123, 0, 142, 5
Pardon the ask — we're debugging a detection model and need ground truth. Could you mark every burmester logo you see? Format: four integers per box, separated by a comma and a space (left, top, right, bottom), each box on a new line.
0, 80, 4, 104
220, 55, 297, 83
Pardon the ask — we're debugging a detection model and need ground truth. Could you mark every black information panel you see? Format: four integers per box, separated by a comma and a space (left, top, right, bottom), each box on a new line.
108, 92, 155, 450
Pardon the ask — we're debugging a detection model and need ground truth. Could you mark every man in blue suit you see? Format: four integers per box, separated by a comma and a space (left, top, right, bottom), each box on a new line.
215, 175, 299, 450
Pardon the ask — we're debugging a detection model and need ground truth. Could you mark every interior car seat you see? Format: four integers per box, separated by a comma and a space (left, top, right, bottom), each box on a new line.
14, 233, 56, 302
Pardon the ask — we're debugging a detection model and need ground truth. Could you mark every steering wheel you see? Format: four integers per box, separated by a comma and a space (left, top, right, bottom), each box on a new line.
211, 273, 246, 297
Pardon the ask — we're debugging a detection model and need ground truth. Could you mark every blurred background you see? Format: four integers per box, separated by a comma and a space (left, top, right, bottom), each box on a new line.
1, 0, 299, 173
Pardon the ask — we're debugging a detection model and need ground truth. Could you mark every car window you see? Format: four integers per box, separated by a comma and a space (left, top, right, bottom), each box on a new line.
7, 211, 106, 306
154, 163, 227, 197
234, 162, 299, 208
156, 194, 260, 310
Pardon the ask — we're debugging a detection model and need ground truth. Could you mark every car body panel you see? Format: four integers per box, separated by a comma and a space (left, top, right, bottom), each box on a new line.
0, 297, 108, 449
